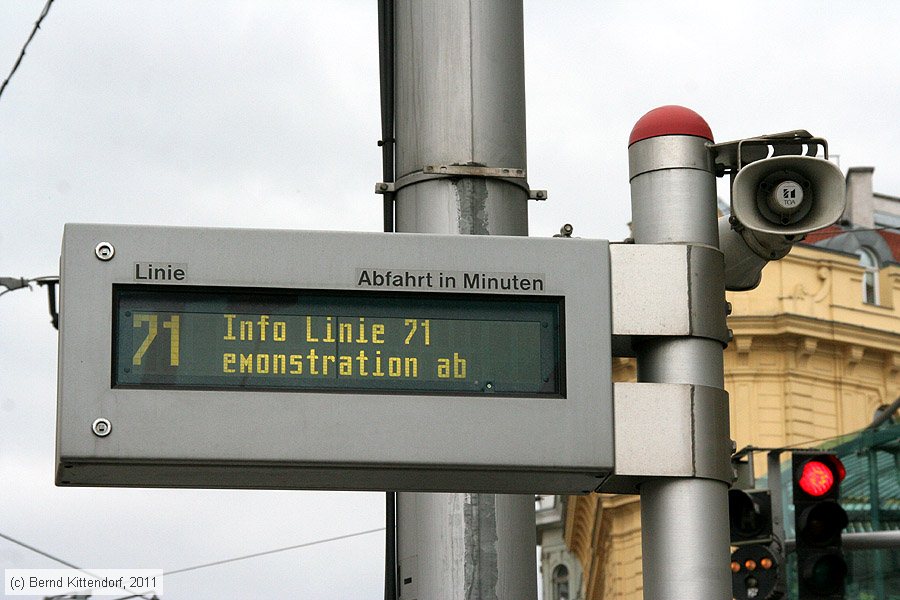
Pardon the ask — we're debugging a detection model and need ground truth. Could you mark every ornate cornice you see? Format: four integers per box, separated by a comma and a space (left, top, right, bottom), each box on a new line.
728, 314, 900, 352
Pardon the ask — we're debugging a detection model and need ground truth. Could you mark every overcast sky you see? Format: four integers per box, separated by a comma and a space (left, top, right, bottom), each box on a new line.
2, 1, 900, 599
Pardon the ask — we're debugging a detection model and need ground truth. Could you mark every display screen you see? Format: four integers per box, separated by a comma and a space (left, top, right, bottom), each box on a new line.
113, 286, 564, 396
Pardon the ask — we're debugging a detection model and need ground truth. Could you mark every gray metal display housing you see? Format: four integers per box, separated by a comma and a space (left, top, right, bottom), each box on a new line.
56, 223, 614, 493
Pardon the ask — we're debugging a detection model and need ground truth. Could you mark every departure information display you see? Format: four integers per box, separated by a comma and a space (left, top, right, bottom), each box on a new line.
113, 286, 563, 396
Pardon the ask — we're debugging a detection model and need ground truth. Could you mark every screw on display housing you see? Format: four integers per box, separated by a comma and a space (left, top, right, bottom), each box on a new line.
92, 418, 111, 437
94, 242, 115, 261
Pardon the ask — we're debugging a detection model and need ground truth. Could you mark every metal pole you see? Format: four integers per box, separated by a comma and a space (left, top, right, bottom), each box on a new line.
377, 2, 398, 597
767, 450, 788, 598
785, 530, 900, 552
392, 1, 535, 598
766, 451, 786, 546
866, 444, 886, 600
628, 107, 731, 599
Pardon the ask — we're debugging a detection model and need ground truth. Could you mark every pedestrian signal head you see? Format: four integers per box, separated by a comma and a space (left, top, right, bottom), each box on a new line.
728, 489, 773, 546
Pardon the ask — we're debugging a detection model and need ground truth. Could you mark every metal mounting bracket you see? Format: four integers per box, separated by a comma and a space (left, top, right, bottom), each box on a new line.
598, 382, 733, 494
610, 243, 729, 356
376, 163, 547, 200
711, 130, 830, 176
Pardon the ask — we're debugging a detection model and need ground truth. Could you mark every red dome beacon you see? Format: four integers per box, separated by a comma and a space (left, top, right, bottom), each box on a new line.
628, 105, 714, 146
627, 105, 718, 247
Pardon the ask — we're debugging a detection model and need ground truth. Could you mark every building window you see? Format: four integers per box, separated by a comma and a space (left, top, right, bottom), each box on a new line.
552, 564, 569, 600
856, 247, 880, 305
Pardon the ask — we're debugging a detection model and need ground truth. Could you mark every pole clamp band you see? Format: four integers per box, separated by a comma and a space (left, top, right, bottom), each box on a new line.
376, 163, 547, 200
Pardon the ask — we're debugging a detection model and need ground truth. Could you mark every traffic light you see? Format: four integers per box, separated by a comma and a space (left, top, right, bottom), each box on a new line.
729, 489, 778, 599
792, 452, 849, 599
729, 489, 773, 546
731, 545, 779, 600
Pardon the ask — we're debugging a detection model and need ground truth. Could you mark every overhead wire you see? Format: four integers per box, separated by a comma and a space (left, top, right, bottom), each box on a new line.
0, 278, 28, 298
0, 0, 56, 101
0, 276, 57, 297
0, 531, 83, 571
736, 416, 898, 459
162, 526, 385, 577
107, 527, 386, 600
1, 277, 61, 327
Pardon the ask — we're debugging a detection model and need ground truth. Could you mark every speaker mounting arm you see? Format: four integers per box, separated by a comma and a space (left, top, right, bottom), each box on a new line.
711, 131, 830, 177
712, 131, 845, 292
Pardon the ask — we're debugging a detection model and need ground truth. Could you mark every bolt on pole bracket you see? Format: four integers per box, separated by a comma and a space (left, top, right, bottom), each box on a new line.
376, 163, 547, 200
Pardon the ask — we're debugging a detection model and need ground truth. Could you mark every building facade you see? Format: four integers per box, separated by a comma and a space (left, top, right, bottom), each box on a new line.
543, 168, 900, 599
537, 495, 584, 600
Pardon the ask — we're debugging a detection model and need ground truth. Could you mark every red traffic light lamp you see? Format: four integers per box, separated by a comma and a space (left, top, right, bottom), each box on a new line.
797, 455, 845, 497
798, 459, 836, 496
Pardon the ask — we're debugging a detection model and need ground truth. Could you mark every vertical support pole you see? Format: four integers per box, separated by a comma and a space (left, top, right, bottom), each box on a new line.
392, 1, 535, 598
628, 106, 731, 600
866, 444, 886, 599
767, 450, 787, 598
766, 452, 786, 544
377, 2, 398, 597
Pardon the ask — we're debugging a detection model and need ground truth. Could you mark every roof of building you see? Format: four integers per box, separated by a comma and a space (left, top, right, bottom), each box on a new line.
802, 225, 900, 265
777, 164, 900, 264
833, 423, 900, 532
